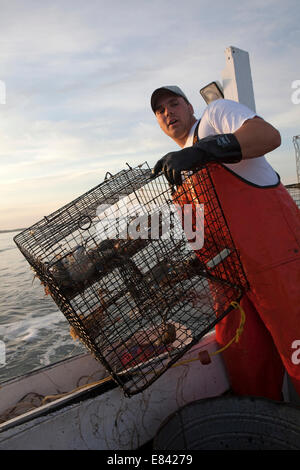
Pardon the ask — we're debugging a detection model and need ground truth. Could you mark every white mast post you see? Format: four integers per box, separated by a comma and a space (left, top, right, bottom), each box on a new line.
221, 46, 256, 112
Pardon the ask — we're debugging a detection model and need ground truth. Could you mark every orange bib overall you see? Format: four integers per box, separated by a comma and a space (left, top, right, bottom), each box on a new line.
176, 164, 300, 401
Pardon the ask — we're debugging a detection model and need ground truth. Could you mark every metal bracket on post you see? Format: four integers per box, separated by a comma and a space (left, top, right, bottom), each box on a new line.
221, 46, 256, 112
292, 135, 300, 184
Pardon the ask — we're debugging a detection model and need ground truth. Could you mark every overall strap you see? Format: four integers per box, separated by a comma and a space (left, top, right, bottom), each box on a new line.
193, 120, 200, 145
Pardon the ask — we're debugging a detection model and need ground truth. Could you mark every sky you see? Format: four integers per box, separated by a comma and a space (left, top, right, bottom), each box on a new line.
0, 0, 299, 230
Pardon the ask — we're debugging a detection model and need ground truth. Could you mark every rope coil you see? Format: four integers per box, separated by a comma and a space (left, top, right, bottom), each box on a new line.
210, 300, 246, 356
1, 301, 245, 423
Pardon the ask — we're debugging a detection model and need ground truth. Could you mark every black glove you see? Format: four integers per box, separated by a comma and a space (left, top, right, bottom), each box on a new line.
152, 133, 242, 186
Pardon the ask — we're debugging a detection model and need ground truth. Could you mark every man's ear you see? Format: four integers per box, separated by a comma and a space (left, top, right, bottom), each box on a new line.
188, 102, 194, 115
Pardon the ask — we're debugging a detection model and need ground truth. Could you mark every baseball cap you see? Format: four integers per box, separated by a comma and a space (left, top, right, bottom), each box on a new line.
151, 86, 189, 112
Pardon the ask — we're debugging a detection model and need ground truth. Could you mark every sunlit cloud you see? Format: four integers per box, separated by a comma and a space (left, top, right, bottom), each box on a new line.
0, 0, 299, 229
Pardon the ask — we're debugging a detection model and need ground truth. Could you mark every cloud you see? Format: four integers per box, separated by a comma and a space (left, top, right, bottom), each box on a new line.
0, 0, 299, 229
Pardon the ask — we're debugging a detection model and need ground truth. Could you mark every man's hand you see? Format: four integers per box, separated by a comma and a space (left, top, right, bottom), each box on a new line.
152, 146, 210, 186
152, 133, 242, 186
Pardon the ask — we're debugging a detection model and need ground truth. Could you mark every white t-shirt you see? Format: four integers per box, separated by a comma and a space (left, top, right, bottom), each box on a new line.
184, 99, 279, 187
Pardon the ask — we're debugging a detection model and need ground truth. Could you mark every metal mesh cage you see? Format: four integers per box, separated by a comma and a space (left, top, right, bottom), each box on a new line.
14, 162, 248, 396
293, 135, 300, 184
286, 183, 300, 209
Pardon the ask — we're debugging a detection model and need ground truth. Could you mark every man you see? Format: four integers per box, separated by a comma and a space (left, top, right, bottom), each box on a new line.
151, 86, 300, 401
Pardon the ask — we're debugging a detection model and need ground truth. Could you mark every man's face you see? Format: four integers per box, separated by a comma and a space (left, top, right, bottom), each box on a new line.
154, 93, 196, 147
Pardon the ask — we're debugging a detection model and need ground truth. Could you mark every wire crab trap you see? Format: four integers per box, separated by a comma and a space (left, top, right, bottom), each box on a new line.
14, 162, 248, 396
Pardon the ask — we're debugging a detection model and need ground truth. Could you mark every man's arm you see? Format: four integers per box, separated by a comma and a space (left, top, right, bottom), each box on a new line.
152, 104, 282, 185
234, 116, 281, 159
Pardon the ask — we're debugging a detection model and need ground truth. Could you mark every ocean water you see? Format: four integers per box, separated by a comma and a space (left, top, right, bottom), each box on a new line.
1, 185, 299, 386
0, 231, 85, 384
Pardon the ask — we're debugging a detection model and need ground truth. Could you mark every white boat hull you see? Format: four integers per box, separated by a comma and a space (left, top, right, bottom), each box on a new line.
0, 332, 229, 449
